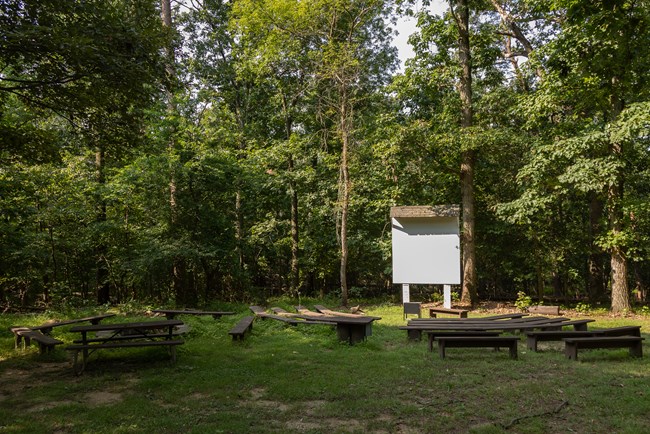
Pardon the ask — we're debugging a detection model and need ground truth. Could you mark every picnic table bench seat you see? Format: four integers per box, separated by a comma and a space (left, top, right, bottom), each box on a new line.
229, 316, 255, 341
436, 336, 520, 359
563, 336, 644, 360
10, 328, 63, 354
67, 340, 184, 374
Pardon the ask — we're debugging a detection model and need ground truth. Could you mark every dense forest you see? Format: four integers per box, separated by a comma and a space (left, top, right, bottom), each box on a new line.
1, 0, 649, 312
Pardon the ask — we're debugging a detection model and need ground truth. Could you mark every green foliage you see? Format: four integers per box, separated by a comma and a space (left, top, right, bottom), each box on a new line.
514, 291, 533, 311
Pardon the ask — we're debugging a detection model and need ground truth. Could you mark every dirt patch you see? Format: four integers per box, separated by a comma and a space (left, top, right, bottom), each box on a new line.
323, 417, 363, 432
249, 387, 267, 400
286, 419, 322, 431
83, 391, 123, 406
26, 399, 76, 413
254, 399, 290, 412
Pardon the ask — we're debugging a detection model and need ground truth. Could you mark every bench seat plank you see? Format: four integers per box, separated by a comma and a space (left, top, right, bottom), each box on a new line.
66, 340, 184, 351
229, 316, 254, 341
12, 329, 63, 354
437, 336, 519, 359
426, 331, 501, 352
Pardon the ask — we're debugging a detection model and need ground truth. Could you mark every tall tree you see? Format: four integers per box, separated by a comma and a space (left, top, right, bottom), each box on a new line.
449, 0, 478, 306
0, 0, 167, 304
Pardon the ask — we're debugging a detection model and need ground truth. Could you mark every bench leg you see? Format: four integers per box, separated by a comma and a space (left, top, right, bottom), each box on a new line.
526, 336, 538, 352
169, 345, 177, 363
407, 329, 421, 341
630, 341, 643, 358
72, 350, 86, 376
438, 341, 446, 359
509, 342, 518, 359
565, 342, 578, 360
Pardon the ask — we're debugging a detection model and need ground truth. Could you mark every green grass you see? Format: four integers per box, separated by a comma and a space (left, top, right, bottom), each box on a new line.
1, 303, 650, 433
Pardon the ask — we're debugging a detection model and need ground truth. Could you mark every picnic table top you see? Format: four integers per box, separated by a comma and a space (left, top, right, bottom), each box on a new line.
28, 313, 116, 331
70, 319, 184, 333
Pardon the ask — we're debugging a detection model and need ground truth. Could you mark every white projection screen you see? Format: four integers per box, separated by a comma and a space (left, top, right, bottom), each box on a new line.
391, 206, 461, 285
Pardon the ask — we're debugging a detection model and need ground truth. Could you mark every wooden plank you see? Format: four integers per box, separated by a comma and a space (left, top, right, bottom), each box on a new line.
66, 340, 184, 351
229, 316, 254, 341
437, 336, 519, 359
390, 205, 460, 218
527, 305, 560, 315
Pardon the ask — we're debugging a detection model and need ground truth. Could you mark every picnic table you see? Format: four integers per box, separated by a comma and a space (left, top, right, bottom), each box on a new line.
152, 309, 234, 320
10, 313, 116, 353
66, 319, 184, 374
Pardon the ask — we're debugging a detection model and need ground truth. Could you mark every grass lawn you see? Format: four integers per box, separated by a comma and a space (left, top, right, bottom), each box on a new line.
1, 302, 649, 433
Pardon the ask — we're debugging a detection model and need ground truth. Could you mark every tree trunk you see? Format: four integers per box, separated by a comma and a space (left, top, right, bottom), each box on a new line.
587, 195, 606, 302
161, 0, 192, 305
289, 156, 300, 292
95, 145, 110, 305
452, 0, 478, 307
338, 94, 351, 307
609, 177, 630, 312
608, 80, 630, 313
282, 96, 300, 293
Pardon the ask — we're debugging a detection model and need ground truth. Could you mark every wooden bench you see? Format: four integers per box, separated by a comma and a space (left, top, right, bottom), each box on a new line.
426, 331, 501, 352
429, 307, 469, 318
563, 336, 644, 360
526, 325, 641, 352
10, 328, 63, 354
436, 336, 520, 359
229, 316, 254, 341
